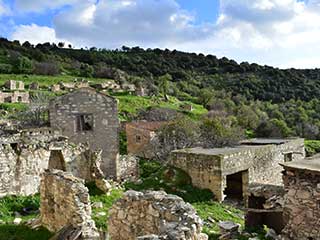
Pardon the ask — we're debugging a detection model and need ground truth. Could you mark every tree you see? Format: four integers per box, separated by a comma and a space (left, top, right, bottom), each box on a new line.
80, 63, 94, 77
151, 117, 199, 161
58, 42, 65, 48
199, 115, 244, 148
17, 93, 52, 127
158, 74, 172, 101
13, 56, 33, 74
198, 89, 214, 109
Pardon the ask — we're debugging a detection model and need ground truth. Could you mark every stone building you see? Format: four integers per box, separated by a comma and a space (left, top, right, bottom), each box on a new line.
170, 138, 305, 202
40, 170, 99, 240
281, 157, 320, 239
0, 91, 30, 103
50, 84, 61, 92
49, 88, 119, 178
126, 121, 166, 159
59, 82, 76, 91
0, 127, 105, 197
108, 190, 208, 240
4, 80, 25, 91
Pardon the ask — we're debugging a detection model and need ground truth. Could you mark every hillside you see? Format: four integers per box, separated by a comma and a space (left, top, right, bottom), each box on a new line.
1, 38, 320, 103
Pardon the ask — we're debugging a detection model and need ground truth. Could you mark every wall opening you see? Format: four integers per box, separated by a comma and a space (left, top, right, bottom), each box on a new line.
224, 170, 248, 201
76, 114, 93, 132
284, 152, 293, 162
48, 150, 66, 171
248, 196, 266, 209
17, 96, 22, 102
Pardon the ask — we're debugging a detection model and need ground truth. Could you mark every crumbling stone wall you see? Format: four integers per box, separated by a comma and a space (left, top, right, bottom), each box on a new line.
0, 91, 29, 103
170, 138, 304, 201
49, 88, 119, 179
40, 170, 99, 240
118, 155, 139, 182
0, 128, 105, 197
108, 191, 208, 240
281, 167, 320, 239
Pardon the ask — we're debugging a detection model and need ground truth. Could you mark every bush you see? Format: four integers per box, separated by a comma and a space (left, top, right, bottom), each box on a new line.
305, 140, 320, 157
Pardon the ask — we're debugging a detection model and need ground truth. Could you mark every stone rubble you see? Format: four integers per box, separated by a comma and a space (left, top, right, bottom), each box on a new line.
218, 221, 240, 240
108, 190, 208, 240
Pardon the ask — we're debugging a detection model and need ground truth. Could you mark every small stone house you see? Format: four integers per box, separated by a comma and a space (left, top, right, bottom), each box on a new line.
0, 91, 29, 103
126, 121, 167, 159
49, 88, 120, 178
4, 80, 25, 91
281, 157, 320, 239
50, 84, 61, 92
170, 138, 305, 202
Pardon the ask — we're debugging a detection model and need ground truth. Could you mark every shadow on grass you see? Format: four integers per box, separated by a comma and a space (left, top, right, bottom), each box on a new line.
0, 225, 53, 240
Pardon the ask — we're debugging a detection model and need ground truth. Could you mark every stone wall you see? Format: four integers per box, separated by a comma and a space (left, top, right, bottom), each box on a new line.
49, 88, 119, 179
118, 155, 139, 182
281, 167, 320, 239
0, 128, 105, 197
40, 170, 99, 240
170, 138, 305, 201
108, 190, 208, 240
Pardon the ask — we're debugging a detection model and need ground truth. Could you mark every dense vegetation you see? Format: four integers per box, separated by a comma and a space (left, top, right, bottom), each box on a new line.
1, 38, 320, 140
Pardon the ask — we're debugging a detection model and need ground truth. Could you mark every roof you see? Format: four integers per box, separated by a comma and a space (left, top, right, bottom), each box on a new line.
240, 138, 294, 145
280, 158, 320, 173
126, 121, 167, 131
50, 87, 116, 104
172, 146, 254, 156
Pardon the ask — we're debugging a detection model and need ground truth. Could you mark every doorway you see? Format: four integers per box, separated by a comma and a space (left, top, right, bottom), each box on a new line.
48, 150, 66, 171
224, 170, 248, 201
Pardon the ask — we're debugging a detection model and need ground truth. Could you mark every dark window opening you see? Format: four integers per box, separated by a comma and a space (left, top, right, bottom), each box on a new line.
284, 153, 293, 162
136, 135, 142, 143
4, 97, 12, 103
48, 150, 66, 171
76, 114, 93, 132
17, 96, 22, 102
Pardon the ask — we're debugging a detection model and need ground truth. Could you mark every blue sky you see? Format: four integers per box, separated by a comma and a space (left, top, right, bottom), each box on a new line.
0, 0, 320, 68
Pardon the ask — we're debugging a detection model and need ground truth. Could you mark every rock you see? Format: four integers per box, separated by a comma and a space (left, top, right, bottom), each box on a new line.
96, 212, 106, 217
218, 221, 240, 232
207, 217, 215, 223
13, 218, 22, 225
265, 228, 278, 239
92, 202, 103, 209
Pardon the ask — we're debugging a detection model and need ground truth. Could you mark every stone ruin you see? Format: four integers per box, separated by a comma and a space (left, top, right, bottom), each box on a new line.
108, 190, 208, 240
40, 169, 99, 240
0, 127, 108, 197
245, 183, 285, 234
281, 157, 320, 240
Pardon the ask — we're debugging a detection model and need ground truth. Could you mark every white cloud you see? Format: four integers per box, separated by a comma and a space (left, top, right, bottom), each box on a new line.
11, 24, 70, 45
9, 0, 320, 68
0, 0, 10, 16
15, 0, 86, 12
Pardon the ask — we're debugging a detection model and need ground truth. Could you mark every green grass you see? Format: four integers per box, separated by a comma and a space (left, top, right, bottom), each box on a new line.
0, 195, 40, 223
115, 94, 207, 121
305, 140, 320, 157
0, 225, 53, 240
124, 160, 214, 203
87, 182, 123, 231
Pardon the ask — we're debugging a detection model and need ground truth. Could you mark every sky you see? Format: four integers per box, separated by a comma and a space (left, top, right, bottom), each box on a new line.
0, 0, 319, 69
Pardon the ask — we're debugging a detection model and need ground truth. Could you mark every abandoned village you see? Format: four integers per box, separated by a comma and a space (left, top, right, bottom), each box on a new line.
0, 76, 318, 240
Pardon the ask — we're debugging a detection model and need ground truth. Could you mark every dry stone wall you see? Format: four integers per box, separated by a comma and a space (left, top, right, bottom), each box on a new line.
282, 167, 320, 239
108, 190, 208, 240
40, 170, 99, 240
118, 154, 139, 182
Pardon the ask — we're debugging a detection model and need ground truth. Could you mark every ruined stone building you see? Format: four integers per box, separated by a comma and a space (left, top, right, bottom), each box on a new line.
0, 128, 106, 197
4, 80, 25, 91
126, 121, 166, 159
40, 170, 99, 240
49, 88, 119, 179
170, 138, 305, 202
0, 91, 29, 103
109, 191, 208, 240
281, 157, 320, 240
